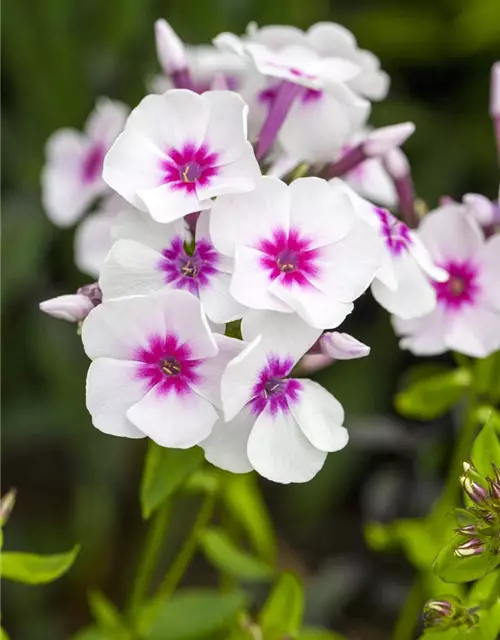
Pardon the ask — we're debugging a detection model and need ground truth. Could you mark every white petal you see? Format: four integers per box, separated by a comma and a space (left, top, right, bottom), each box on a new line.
82, 295, 167, 360
124, 90, 208, 150
86, 358, 147, 438
201, 91, 249, 164
231, 246, 290, 312
289, 379, 348, 452
195, 143, 261, 201
371, 253, 437, 320
200, 272, 246, 324
418, 207, 483, 263
86, 98, 129, 146
312, 217, 382, 302
306, 22, 357, 58
75, 211, 115, 278
320, 332, 370, 359
270, 278, 353, 330
393, 308, 447, 356
127, 386, 217, 448
192, 334, 246, 408
210, 176, 290, 257
247, 409, 327, 484
111, 208, 185, 253
102, 130, 164, 210
446, 305, 500, 358
138, 182, 211, 222
241, 309, 321, 361
221, 336, 266, 421
99, 239, 165, 300
408, 234, 448, 282
345, 157, 397, 208
479, 234, 500, 312
201, 408, 255, 473
288, 177, 354, 247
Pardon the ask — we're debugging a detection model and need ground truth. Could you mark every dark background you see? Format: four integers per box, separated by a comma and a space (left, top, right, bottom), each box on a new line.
2, 0, 500, 638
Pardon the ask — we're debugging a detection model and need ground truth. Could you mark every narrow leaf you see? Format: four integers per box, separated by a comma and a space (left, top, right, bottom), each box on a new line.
88, 590, 129, 638
260, 572, 304, 638
140, 442, 204, 519
1, 545, 80, 584
199, 527, 273, 581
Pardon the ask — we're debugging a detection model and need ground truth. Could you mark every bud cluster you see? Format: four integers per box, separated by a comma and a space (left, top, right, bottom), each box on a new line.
454, 462, 500, 558
423, 597, 478, 631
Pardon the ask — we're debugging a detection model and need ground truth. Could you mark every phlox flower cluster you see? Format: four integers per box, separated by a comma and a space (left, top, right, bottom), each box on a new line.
40, 18, 500, 483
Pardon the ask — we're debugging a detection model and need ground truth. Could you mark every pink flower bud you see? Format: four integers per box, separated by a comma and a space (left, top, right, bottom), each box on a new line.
319, 332, 370, 360
296, 354, 334, 376
363, 122, 415, 157
490, 62, 500, 118
456, 524, 478, 536
460, 475, 489, 504
383, 147, 410, 180
463, 193, 496, 226
0, 489, 17, 525
39, 293, 94, 322
454, 538, 485, 557
155, 19, 187, 75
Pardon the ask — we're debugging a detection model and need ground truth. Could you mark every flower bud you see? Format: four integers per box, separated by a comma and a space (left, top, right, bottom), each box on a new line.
319, 332, 370, 360
155, 19, 187, 75
296, 354, 334, 376
463, 193, 496, 226
460, 472, 489, 504
454, 538, 485, 558
0, 489, 17, 526
487, 477, 500, 500
456, 524, 478, 536
490, 61, 500, 119
363, 122, 415, 157
40, 293, 95, 322
423, 598, 456, 630
383, 147, 410, 180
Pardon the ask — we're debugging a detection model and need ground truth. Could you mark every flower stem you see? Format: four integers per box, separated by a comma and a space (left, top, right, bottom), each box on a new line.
156, 492, 215, 599
129, 499, 171, 622
391, 577, 423, 640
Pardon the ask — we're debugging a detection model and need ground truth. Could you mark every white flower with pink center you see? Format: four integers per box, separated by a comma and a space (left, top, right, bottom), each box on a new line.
209, 176, 383, 330
393, 208, 500, 358
82, 290, 244, 447
102, 89, 261, 223
201, 311, 348, 483
333, 180, 448, 319
99, 211, 244, 324
42, 98, 129, 227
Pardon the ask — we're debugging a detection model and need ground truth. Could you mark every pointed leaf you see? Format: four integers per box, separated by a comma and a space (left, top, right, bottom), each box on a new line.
1, 545, 79, 584
433, 535, 500, 583
140, 442, 204, 519
260, 572, 304, 638
88, 590, 130, 638
199, 527, 273, 581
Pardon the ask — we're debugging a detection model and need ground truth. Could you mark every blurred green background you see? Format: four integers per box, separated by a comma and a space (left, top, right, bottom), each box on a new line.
2, 0, 500, 638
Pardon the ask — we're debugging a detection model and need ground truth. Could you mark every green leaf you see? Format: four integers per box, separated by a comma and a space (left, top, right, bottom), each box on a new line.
1, 628, 11, 640
479, 600, 500, 640
144, 589, 247, 640
70, 626, 108, 640
199, 527, 273, 581
467, 569, 500, 607
88, 590, 130, 639
260, 572, 303, 638
140, 442, 204, 519
1, 544, 80, 584
298, 628, 346, 640
471, 411, 500, 477
434, 536, 500, 583
223, 474, 276, 564
395, 368, 471, 420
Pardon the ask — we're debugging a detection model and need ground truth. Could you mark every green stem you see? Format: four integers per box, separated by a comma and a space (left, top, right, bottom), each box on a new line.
391, 577, 424, 640
129, 499, 171, 622
156, 493, 215, 599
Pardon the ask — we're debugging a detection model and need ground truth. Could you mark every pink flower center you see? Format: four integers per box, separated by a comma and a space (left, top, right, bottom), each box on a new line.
257, 227, 319, 288
375, 207, 412, 255
250, 355, 302, 416
158, 237, 219, 296
81, 143, 105, 184
134, 334, 202, 397
161, 143, 219, 193
433, 261, 480, 311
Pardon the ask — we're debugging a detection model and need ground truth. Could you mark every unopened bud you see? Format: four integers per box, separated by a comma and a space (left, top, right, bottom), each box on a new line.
296, 354, 334, 376
488, 478, 500, 500
460, 473, 489, 504
383, 147, 410, 180
456, 524, 478, 536
363, 122, 415, 157
0, 489, 17, 526
463, 193, 496, 226
423, 598, 457, 630
454, 538, 485, 558
40, 293, 94, 322
490, 62, 500, 118
319, 332, 370, 360
155, 19, 187, 75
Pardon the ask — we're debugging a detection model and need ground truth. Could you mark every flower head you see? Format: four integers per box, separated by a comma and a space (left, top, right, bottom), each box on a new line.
210, 176, 382, 330
393, 207, 500, 357
201, 311, 348, 483
103, 89, 261, 223
81, 291, 243, 447
42, 99, 129, 227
